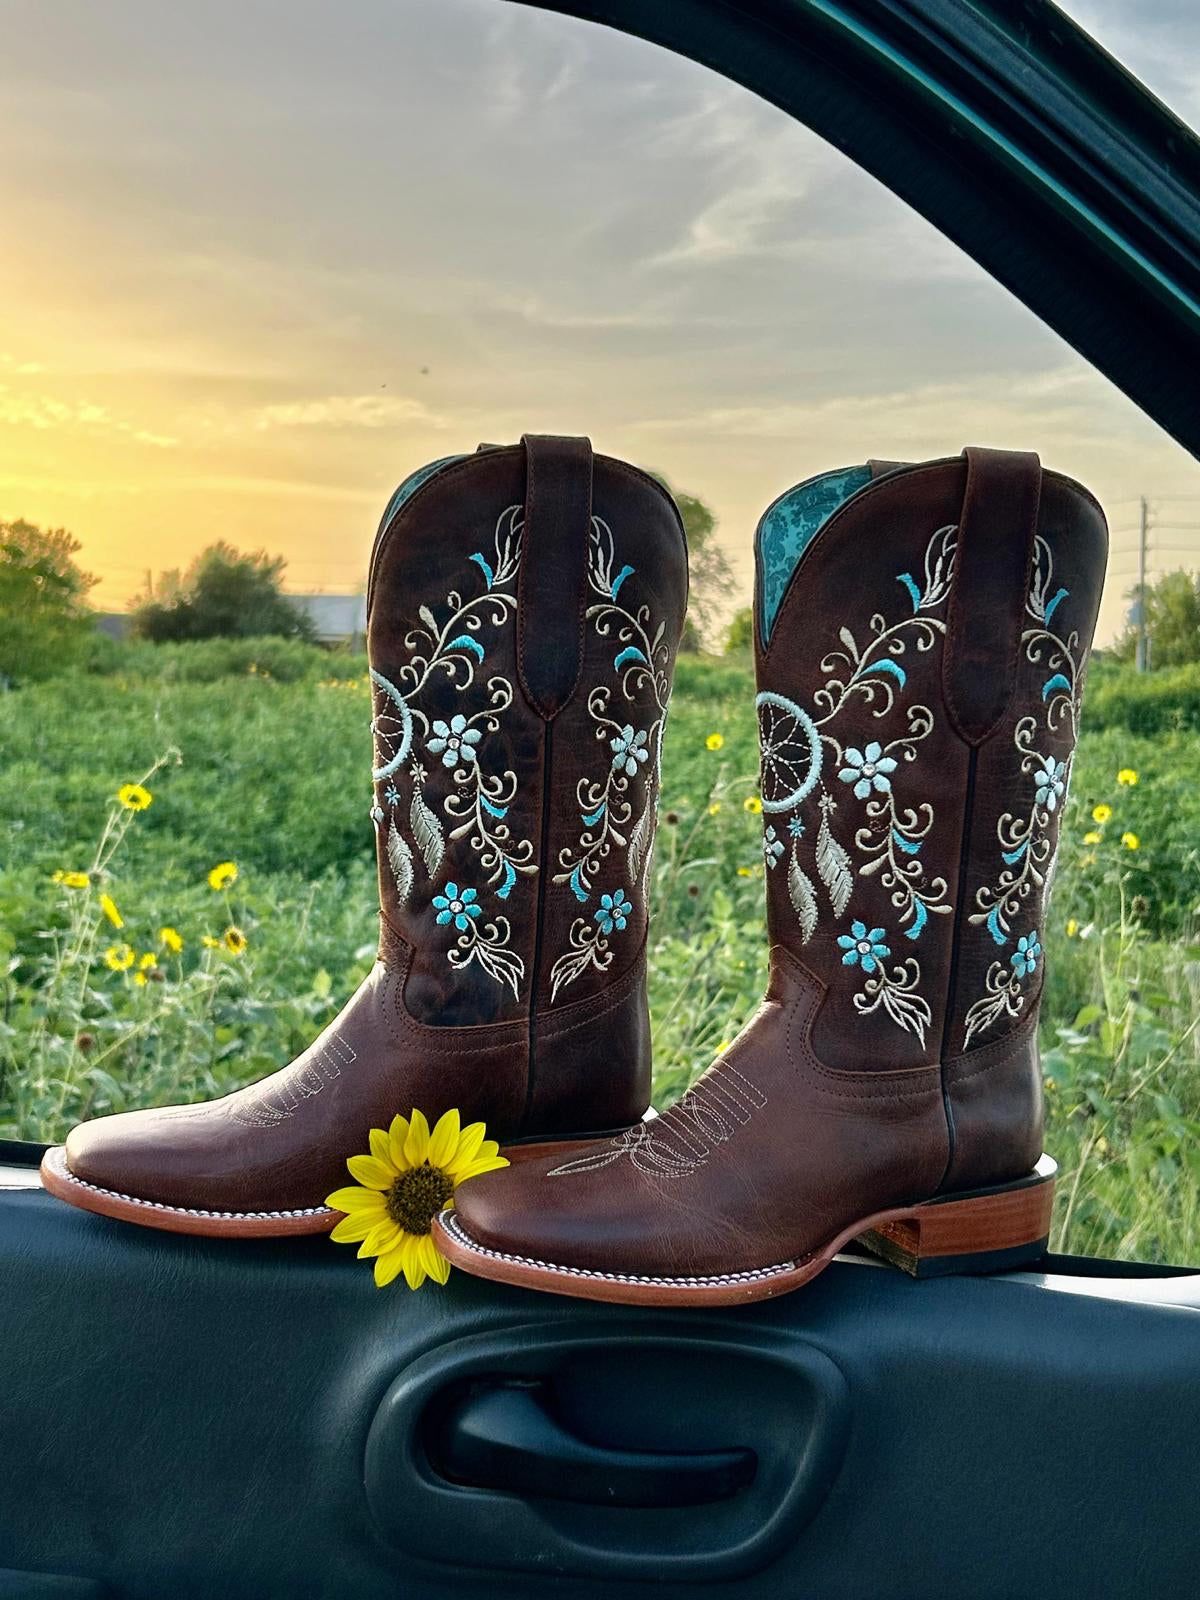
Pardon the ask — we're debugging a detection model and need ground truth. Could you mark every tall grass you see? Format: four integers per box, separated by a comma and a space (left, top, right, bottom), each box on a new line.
2, 649, 1198, 1263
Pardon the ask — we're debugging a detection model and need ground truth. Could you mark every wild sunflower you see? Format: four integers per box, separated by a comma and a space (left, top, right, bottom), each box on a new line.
705, 733, 725, 751
207, 861, 238, 891
104, 944, 135, 971
326, 1110, 508, 1289
1092, 803, 1112, 824
53, 870, 90, 889
117, 783, 152, 812
99, 893, 124, 929
223, 926, 247, 954
743, 796, 763, 815
1117, 768, 1139, 788
159, 926, 183, 954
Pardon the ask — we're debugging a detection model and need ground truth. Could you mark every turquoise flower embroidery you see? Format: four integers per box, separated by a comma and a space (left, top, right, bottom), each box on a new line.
433, 883, 481, 930
764, 825, 785, 868
384, 782, 401, 807
609, 725, 649, 778
1011, 930, 1041, 978
787, 815, 805, 839
1033, 755, 1066, 812
838, 742, 898, 799
838, 920, 890, 974
427, 715, 481, 769
594, 889, 630, 935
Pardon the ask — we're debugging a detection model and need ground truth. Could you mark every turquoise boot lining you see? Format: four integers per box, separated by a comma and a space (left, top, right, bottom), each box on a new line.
377, 453, 467, 535
756, 464, 874, 645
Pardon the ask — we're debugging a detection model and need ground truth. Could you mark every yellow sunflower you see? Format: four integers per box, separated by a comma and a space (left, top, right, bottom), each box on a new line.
159, 926, 183, 954
223, 925, 247, 954
705, 733, 725, 751
1121, 831, 1140, 851
104, 943, 135, 971
1117, 768, 1139, 787
53, 870, 90, 889
207, 861, 238, 891
1092, 803, 1112, 824
117, 783, 152, 812
743, 796, 763, 815
326, 1110, 508, 1289
99, 892, 124, 928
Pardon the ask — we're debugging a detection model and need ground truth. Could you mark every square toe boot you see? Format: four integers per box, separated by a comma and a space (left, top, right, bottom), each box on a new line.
41, 436, 688, 1234
437, 448, 1107, 1304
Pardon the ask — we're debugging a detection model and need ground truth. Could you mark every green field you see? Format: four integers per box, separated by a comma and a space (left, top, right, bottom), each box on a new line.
3, 644, 1199, 1263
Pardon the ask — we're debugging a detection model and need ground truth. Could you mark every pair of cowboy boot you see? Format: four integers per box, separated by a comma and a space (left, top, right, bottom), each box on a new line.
44, 440, 1106, 1309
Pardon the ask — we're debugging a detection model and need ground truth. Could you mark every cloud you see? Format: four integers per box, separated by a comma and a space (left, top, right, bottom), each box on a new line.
0, 384, 177, 446
248, 394, 446, 432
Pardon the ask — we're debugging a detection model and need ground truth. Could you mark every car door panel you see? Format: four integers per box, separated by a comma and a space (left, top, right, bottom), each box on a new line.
3, 1163, 1197, 1599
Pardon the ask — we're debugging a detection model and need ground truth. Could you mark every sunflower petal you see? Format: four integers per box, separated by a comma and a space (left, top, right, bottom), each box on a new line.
357, 1218, 401, 1259
325, 1185, 388, 1214
330, 1211, 383, 1244
421, 1234, 451, 1285
404, 1109, 430, 1168
346, 1154, 396, 1191
429, 1108, 461, 1168
368, 1127, 394, 1166
374, 1243, 407, 1288
449, 1121, 487, 1170
387, 1113, 411, 1169
400, 1236, 428, 1290
453, 1154, 510, 1185
446, 1134, 499, 1183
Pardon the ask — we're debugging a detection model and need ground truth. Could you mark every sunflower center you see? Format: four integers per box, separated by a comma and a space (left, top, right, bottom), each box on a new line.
385, 1162, 455, 1235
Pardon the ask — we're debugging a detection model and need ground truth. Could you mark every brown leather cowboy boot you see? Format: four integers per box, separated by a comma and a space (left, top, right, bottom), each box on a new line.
41, 436, 687, 1235
436, 447, 1106, 1304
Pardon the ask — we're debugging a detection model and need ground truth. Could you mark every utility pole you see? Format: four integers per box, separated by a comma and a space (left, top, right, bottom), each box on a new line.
1136, 496, 1149, 673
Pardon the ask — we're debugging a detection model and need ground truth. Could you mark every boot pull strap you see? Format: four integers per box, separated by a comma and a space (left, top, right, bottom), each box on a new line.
942, 446, 1042, 746
517, 433, 594, 720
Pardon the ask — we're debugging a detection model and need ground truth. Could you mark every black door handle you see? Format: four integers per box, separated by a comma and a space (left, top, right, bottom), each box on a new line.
429, 1379, 757, 1508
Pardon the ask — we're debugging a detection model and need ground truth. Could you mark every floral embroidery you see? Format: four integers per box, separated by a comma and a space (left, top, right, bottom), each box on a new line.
1011, 930, 1041, 978
1033, 754, 1065, 811
963, 927, 1042, 1048
427, 715, 481, 768
964, 534, 1088, 1045
433, 883, 481, 930
549, 516, 671, 1001
370, 504, 534, 996
756, 522, 957, 1044
837, 921, 890, 974
610, 725, 650, 777
839, 742, 898, 799
595, 889, 631, 936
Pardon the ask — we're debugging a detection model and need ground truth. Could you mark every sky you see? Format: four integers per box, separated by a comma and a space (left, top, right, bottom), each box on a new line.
3, 0, 1200, 642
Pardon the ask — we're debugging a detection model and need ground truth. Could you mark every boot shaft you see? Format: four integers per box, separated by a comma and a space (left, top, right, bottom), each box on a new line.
367, 438, 688, 1057
752, 449, 1106, 1073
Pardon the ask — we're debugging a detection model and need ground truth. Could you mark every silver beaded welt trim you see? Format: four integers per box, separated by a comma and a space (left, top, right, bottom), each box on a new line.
44, 1149, 332, 1222
439, 1210, 801, 1288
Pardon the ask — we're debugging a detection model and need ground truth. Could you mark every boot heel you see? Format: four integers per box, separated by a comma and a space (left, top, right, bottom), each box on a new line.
858, 1154, 1056, 1278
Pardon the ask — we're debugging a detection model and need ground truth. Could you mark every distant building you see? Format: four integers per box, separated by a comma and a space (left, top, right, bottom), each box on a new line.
291, 593, 367, 645
94, 613, 131, 641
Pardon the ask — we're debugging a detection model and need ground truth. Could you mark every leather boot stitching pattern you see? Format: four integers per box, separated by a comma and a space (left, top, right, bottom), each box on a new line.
548, 1067, 767, 1180
230, 1035, 358, 1129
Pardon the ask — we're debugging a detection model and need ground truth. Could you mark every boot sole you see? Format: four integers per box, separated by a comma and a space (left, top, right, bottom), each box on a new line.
431, 1155, 1057, 1306
37, 1128, 635, 1239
